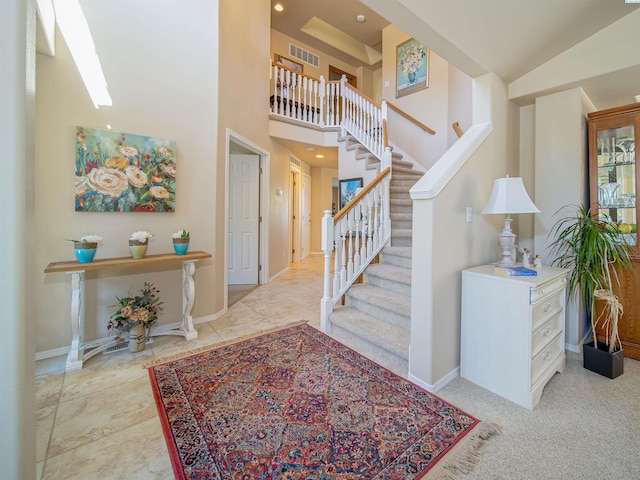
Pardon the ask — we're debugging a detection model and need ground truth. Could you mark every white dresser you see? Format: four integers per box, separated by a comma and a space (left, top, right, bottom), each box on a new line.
460, 265, 569, 410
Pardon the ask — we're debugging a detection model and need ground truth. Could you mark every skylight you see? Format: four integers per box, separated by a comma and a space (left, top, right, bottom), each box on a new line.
53, 0, 112, 108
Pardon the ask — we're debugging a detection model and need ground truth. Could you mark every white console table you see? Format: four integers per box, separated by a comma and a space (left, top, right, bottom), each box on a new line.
461, 265, 568, 410
44, 251, 212, 372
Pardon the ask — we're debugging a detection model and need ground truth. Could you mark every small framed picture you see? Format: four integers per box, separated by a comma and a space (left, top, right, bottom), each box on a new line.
396, 38, 429, 98
274, 53, 303, 74
339, 177, 363, 210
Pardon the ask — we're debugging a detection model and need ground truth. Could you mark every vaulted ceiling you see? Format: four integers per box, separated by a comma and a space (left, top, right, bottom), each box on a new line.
270, 0, 640, 167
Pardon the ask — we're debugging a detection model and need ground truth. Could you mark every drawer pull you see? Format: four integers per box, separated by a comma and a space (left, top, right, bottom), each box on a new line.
543, 325, 552, 336
538, 289, 545, 296
543, 349, 552, 361
543, 303, 552, 313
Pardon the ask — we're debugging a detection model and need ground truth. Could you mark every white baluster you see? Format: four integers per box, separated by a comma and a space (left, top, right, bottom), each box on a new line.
366, 193, 373, 257
340, 218, 347, 289
360, 215, 367, 260
297, 73, 303, 121
272, 65, 278, 114
372, 187, 380, 251
319, 76, 325, 127
333, 228, 340, 298
354, 202, 361, 272
347, 210, 354, 280
383, 174, 391, 243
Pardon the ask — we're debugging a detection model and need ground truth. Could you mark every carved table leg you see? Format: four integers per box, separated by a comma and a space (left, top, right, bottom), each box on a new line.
66, 271, 85, 372
181, 260, 199, 340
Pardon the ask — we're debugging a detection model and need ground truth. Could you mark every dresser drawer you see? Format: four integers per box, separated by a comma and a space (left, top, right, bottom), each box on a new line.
532, 313, 563, 358
531, 291, 564, 331
530, 275, 567, 304
531, 332, 563, 386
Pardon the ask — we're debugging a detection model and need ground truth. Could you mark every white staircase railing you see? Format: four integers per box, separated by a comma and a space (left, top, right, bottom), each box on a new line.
271, 64, 326, 126
270, 65, 388, 164
320, 167, 391, 333
341, 81, 385, 162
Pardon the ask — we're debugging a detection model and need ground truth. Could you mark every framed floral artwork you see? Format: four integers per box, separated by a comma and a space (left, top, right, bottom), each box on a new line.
75, 127, 176, 212
396, 38, 429, 98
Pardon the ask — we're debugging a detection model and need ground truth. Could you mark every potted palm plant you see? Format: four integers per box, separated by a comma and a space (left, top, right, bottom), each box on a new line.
548, 205, 632, 378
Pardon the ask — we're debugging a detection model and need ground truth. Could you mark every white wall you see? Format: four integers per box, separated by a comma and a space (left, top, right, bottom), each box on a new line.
381, 25, 449, 170
532, 88, 595, 350
36, 0, 219, 352
1, 0, 36, 477
310, 166, 338, 253
409, 73, 517, 389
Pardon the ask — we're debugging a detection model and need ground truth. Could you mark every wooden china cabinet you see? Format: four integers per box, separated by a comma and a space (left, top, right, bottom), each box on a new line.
588, 103, 640, 360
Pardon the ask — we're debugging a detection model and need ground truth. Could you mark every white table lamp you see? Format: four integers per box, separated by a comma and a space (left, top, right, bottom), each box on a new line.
482, 176, 540, 266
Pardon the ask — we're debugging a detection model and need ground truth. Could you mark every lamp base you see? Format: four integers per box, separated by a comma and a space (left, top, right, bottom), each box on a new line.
496, 217, 516, 266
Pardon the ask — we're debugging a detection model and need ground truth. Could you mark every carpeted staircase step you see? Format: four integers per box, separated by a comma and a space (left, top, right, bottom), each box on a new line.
392, 158, 414, 170
380, 246, 412, 269
391, 179, 421, 189
393, 169, 423, 178
393, 165, 423, 176
345, 284, 411, 327
390, 212, 412, 230
391, 228, 412, 247
390, 198, 413, 213
329, 307, 410, 376
364, 263, 411, 296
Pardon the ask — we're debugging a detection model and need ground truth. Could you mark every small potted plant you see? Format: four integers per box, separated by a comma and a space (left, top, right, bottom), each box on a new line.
68, 235, 103, 263
172, 229, 190, 255
129, 231, 153, 259
548, 205, 632, 378
108, 282, 163, 352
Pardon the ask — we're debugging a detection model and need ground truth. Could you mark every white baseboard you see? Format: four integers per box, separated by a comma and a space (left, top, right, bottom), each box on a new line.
35, 346, 70, 362
408, 366, 460, 393
35, 314, 221, 361
269, 265, 289, 282
566, 330, 592, 353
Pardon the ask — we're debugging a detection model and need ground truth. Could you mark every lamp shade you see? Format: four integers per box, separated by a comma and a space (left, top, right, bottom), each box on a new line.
481, 177, 540, 215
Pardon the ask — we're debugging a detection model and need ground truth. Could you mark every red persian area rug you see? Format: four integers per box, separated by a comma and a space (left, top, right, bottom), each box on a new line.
149, 324, 499, 479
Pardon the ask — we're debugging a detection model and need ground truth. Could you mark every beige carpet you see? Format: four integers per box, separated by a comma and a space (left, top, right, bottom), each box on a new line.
436, 351, 640, 479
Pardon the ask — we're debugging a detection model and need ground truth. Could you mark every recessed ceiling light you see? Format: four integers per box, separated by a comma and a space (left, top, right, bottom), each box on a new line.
356, 14, 366, 23
306, 146, 315, 151
274, 3, 284, 12
316, 154, 324, 158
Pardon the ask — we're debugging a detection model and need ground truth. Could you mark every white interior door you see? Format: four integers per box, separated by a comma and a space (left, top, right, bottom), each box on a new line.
290, 169, 300, 263
301, 173, 311, 260
228, 154, 259, 284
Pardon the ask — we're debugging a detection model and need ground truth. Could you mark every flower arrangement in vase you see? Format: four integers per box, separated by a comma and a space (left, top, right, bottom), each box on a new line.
398, 41, 426, 84
172, 229, 190, 255
108, 282, 163, 352
68, 235, 103, 263
129, 231, 153, 259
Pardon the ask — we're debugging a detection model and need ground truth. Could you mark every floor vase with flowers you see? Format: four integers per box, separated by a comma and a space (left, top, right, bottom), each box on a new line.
128, 322, 147, 352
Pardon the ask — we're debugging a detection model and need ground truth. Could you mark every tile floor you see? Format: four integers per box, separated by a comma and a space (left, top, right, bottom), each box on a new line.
35, 256, 325, 480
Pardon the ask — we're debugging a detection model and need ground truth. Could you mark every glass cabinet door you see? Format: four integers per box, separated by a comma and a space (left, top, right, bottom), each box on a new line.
595, 125, 636, 248
589, 103, 640, 258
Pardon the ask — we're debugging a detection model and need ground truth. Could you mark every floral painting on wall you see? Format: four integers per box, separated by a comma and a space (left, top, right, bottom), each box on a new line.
75, 127, 176, 212
396, 38, 429, 98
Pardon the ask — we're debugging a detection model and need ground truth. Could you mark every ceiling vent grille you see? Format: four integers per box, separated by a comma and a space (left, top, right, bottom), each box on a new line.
289, 43, 319, 68
290, 155, 301, 167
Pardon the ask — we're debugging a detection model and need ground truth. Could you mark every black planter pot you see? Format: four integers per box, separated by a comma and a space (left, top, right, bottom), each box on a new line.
583, 341, 624, 379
